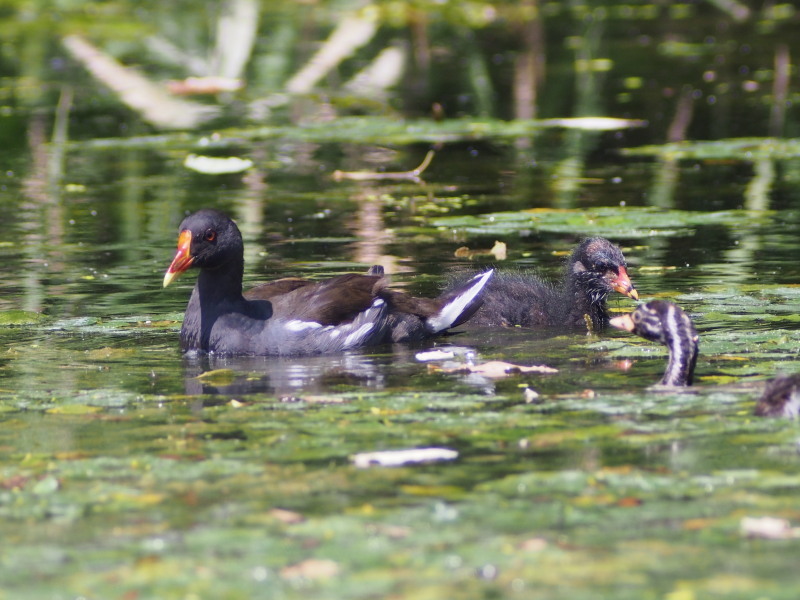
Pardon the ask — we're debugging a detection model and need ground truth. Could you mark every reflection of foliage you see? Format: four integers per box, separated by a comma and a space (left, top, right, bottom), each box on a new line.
2, 0, 797, 139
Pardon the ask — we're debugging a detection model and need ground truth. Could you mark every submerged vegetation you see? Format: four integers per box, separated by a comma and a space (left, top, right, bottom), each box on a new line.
0, 0, 799, 598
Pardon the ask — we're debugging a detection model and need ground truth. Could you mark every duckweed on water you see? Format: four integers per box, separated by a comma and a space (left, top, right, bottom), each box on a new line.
2, 382, 800, 599
429, 207, 772, 238
1, 2, 800, 597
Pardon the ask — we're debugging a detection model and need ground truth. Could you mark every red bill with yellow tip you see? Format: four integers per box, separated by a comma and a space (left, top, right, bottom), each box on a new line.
611, 266, 638, 300
163, 230, 194, 288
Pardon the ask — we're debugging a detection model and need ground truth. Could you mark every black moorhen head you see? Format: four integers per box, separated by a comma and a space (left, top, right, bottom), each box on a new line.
458, 237, 638, 331
163, 209, 494, 356
610, 300, 698, 387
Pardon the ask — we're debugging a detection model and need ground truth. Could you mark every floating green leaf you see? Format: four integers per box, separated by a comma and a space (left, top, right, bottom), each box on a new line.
0, 310, 45, 325
622, 137, 800, 160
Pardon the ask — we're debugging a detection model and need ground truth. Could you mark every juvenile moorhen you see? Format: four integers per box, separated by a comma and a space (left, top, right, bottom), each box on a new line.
163, 209, 494, 356
612, 301, 800, 417
455, 238, 638, 331
610, 300, 698, 387
753, 374, 800, 418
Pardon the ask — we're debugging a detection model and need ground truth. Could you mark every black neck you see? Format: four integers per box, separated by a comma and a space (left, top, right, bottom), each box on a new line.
181, 256, 247, 352
565, 269, 609, 328
196, 256, 245, 304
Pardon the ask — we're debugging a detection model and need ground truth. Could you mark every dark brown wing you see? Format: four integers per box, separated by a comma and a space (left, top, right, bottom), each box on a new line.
246, 270, 451, 327
265, 274, 385, 326
377, 289, 442, 318
244, 278, 316, 301
363, 265, 441, 318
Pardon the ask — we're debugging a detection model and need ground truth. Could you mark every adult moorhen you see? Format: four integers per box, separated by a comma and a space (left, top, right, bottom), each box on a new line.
163, 209, 494, 356
610, 300, 698, 387
455, 237, 638, 331
611, 300, 800, 417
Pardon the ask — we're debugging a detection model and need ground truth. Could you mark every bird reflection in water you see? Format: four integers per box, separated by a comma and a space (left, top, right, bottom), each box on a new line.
182, 350, 390, 397
181, 341, 501, 400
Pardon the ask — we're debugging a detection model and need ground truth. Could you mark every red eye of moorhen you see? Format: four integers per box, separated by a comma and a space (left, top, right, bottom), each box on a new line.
204, 230, 216, 242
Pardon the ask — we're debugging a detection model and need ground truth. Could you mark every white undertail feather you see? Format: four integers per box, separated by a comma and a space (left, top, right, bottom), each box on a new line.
425, 269, 494, 333
301, 298, 386, 352
344, 322, 375, 347
285, 319, 324, 332
341, 298, 385, 348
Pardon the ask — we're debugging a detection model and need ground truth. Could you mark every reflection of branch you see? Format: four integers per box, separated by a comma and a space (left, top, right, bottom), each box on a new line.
705, 0, 750, 22
744, 158, 774, 211
48, 87, 72, 182
146, 36, 209, 75
350, 190, 396, 271
286, 13, 378, 94
20, 111, 66, 313
332, 150, 434, 182
343, 45, 406, 101
722, 157, 771, 282
513, 0, 545, 120
667, 88, 694, 142
62, 35, 219, 130
649, 157, 679, 209
769, 44, 790, 137
651, 88, 695, 208
209, 0, 259, 79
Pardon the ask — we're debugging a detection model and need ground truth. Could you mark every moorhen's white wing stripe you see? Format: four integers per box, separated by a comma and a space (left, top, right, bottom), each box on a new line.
344, 323, 375, 347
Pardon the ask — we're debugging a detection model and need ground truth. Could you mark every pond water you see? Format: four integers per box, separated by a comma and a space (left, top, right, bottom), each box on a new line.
1, 2, 800, 599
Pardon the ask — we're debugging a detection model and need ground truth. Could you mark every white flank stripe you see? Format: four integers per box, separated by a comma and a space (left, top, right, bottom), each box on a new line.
344, 322, 374, 347
285, 319, 323, 332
